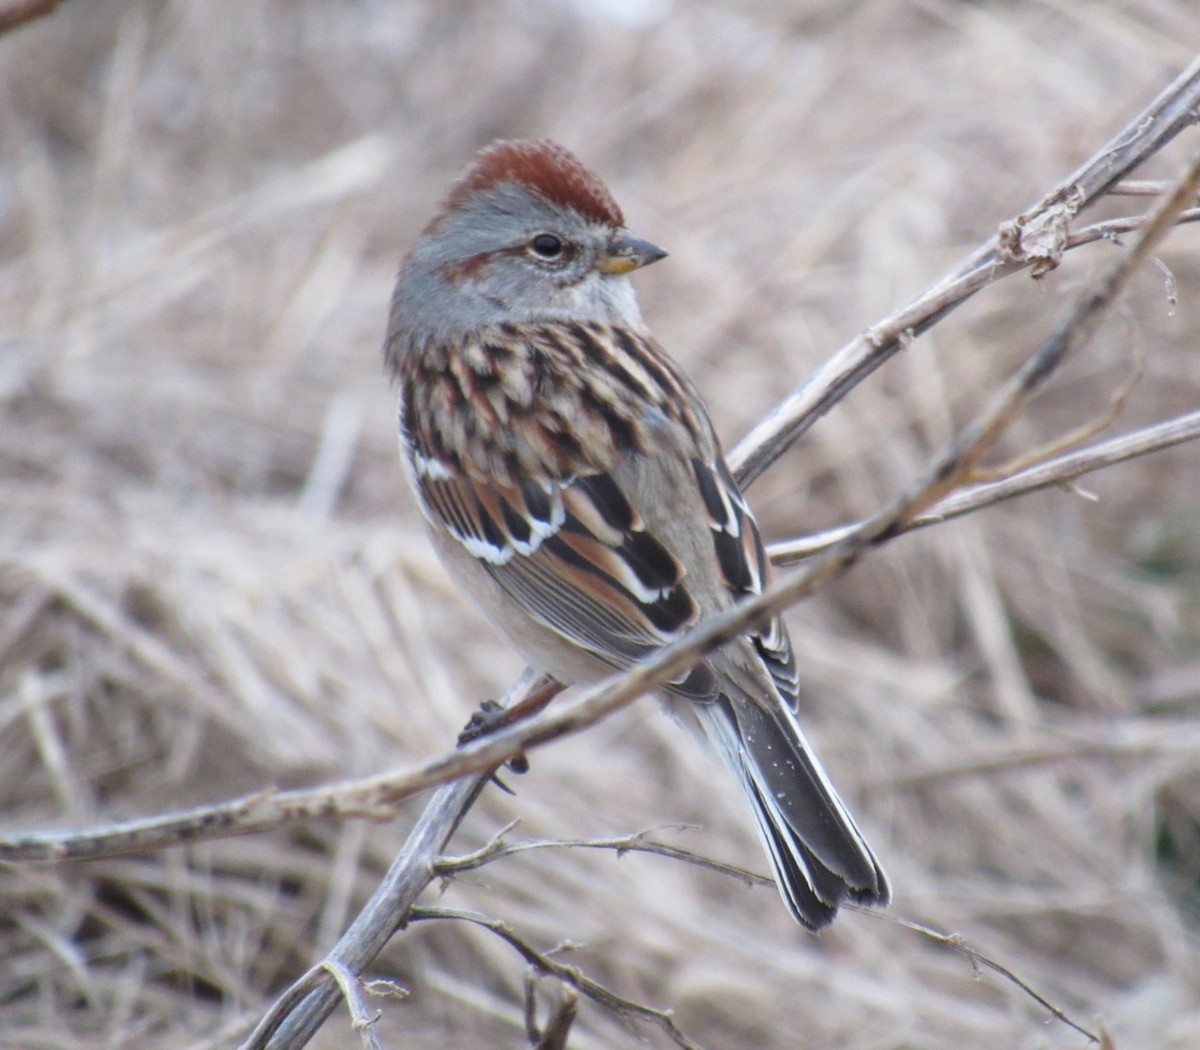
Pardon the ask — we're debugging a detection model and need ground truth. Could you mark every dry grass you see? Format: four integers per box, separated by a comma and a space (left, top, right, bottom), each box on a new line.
3, 1, 1200, 1047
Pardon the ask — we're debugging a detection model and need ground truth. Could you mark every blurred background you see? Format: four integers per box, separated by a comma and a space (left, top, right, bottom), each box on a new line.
2, 1, 1199, 1047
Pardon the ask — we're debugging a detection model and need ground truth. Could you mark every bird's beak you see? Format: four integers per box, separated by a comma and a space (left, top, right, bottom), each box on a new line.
597, 231, 668, 275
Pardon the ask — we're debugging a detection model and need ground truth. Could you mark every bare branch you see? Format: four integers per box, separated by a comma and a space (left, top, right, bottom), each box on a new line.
522, 973, 541, 1047
1110, 179, 1198, 196
409, 906, 708, 1050
320, 961, 384, 1050
531, 983, 577, 1050
241, 669, 546, 1050
239, 772, 490, 1049
768, 407, 1200, 564
0, 682, 554, 865
0, 0, 63, 36
0, 786, 402, 864
524, 972, 578, 1050
859, 911, 1100, 1044
435, 827, 769, 889
728, 55, 1200, 489
1075, 204, 1200, 241
1072, 205, 1200, 242
438, 827, 1099, 1043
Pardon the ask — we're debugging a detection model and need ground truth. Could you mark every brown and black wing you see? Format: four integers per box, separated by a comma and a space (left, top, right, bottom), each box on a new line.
410, 450, 719, 697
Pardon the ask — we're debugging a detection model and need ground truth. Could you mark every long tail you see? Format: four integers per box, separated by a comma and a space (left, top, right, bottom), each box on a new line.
697, 693, 889, 930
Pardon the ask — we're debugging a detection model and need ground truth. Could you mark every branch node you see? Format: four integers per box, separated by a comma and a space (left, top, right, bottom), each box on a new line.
996, 185, 1084, 276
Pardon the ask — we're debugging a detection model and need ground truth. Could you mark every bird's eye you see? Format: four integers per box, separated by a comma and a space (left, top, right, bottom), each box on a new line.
529, 233, 564, 259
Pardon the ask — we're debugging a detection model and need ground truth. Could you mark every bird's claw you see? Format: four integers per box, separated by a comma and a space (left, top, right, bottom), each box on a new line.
458, 699, 530, 778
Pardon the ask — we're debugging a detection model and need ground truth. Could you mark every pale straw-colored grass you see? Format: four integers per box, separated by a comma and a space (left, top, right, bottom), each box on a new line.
2, 1, 1199, 1047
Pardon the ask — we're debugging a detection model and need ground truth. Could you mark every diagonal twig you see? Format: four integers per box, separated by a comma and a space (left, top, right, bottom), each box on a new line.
5, 407, 1200, 868
440, 826, 1099, 1043
768, 406, 1200, 564
727, 55, 1200, 490
865, 911, 1099, 1044
409, 906, 707, 1050
0, 0, 63, 36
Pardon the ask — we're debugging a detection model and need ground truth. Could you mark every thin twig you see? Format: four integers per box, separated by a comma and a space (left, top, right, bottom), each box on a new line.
768, 407, 1200, 564
240, 771, 491, 1049
532, 983, 577, 1050
436, 827, 769, 889
856, 910, 1099, 1044
437, 827, 1098, 1042
523, 971, 577, 1050
410, 906, 707, 1050
0, 0, 62, 36
904, 146, 1200, 527
1070, 205, 1200, 243
0, 785, 403, 863
4, 407, 1197, 867
522, 972, 541, 1046
1109, 179, 1194, 196
320, 961, 383, 1050
728, 54, 1200, 489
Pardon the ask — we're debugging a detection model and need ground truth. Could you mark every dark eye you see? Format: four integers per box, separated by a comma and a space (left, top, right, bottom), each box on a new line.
529, 233, 564, 259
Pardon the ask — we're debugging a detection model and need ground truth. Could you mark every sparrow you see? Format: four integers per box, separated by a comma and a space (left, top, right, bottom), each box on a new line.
384, 138, 889, 929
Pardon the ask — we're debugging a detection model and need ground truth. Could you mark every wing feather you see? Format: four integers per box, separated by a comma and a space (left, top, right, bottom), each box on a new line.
410, 444, 710, 684
692, 456, 801, 705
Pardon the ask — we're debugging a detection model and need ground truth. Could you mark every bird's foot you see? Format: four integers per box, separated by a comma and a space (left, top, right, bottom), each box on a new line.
458, 699, 531, 783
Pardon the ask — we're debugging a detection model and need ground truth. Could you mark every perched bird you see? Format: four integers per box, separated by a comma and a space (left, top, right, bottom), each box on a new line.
385, 139, 889, 930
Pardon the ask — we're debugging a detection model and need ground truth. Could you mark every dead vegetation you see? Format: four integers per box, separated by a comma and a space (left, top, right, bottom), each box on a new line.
2, 2, 1200, 1048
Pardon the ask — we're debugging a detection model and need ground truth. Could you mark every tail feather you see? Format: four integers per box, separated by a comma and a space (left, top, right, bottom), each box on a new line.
698, 694, 889, 930
745, 776, 843, 929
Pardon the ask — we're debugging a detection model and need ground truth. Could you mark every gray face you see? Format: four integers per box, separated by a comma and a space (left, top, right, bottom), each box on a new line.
388, 180, 644, 352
